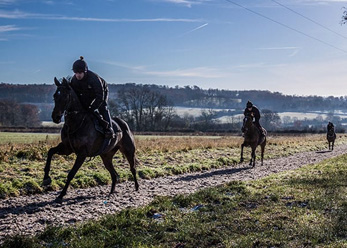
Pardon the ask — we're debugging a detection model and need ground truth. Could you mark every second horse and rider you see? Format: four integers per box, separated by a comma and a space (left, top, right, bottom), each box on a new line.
242, 101, 266, 143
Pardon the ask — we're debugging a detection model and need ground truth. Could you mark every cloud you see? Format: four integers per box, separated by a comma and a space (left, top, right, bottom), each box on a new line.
0, 10, 202, 23
0, 24, 20, 32
156, 0, 210, 8
180, 23, 208, 36
101, 60, 229, 79
0, 0, 16, 5
257, 46, 301, 57
142, 67, 228, 78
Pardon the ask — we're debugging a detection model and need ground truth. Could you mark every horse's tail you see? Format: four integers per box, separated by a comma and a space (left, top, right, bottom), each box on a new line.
262, 128, 267, 136
113, 117, 130, 132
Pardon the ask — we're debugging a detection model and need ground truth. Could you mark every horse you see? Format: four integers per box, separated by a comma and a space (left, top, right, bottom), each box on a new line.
43, 77, 139, 203
240, 113, 267, 167
327, 123, 336, 151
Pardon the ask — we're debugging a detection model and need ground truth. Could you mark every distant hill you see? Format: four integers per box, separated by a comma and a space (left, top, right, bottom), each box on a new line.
1, 82, 347, 121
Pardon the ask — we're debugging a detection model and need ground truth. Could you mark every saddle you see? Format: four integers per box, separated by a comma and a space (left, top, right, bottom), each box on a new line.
93, 114, 107, 135
258, 127, 266, 145
91, 113, 119, 156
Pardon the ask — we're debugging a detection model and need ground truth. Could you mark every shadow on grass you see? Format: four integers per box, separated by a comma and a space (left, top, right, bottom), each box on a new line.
174, 167, 250, 182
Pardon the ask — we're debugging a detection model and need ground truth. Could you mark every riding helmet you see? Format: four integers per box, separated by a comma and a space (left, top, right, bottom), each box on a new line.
246, 101, 253, 108
72, 56, 88, 73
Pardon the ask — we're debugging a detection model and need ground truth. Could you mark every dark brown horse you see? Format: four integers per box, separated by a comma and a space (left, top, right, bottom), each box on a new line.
327, 123, 336, 151
240, 113, 267, 167
43, 77, 139, 203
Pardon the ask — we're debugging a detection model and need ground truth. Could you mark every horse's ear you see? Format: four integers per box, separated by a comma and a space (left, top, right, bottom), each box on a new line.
54, 77, 61, 86
62, 77, 69, 86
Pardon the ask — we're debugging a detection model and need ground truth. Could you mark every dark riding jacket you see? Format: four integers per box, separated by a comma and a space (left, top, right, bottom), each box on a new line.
244, 105, 261, 123
70, 70, 109, 111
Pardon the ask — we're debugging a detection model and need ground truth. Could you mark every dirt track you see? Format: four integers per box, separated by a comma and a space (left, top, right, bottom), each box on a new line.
1, 145, 347, 241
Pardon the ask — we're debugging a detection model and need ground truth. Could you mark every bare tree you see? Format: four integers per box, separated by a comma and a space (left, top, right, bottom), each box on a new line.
0, 100, 40, 127
115, 86, 174, 131
261, 109, 281, 131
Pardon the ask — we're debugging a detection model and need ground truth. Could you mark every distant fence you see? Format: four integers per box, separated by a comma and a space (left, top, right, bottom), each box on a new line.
0, 126, 61, 133
0, 126, 342, 135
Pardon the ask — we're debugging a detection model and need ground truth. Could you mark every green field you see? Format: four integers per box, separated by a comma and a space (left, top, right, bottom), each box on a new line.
1, 132, 347, 200
0, 132, 60, 144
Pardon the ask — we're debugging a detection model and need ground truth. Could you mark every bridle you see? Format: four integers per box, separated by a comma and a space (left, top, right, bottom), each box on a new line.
54, 84, 87, 134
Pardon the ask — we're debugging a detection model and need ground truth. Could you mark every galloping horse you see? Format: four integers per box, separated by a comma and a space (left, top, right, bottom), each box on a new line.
240, 113, 267, 167
43, 77, 139, 203
327, 122, 336, 151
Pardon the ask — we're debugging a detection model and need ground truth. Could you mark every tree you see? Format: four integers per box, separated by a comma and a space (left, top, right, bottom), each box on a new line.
261, 109, 281, 131
199, 109, 217, 129
341, 7, 347, 24
114, 86, 175, 131
0, 100, 40, 127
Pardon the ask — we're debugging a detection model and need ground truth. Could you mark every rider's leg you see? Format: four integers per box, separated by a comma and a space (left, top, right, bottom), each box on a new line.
255, 121, 264, 136
100, 105, 115, 138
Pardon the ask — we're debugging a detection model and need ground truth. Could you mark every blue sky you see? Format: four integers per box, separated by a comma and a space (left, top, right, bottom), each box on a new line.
1, 0, 347, 96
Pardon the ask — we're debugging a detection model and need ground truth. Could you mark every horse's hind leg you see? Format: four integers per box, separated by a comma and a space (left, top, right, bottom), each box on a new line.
260, 140, 266, 166
120, 143, 139, 191
240, 143, 244, 163
43, 143, 72, 186
250, 148, 256, 167
100, 151, 120, 194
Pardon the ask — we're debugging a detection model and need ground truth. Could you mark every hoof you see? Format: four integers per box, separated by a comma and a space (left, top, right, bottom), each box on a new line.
43, 177, 52, 186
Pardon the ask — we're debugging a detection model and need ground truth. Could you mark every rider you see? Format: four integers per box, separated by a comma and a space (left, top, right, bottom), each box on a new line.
327, 122, 334, 131
70, 56, 115, 139
243, 101, 264, 137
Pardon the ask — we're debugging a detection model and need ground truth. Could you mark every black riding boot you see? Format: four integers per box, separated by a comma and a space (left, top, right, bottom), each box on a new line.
255, 122, 265, 140
100, 107, 115, 139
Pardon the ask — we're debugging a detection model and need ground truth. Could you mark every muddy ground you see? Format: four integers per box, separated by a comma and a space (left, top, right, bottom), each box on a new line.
1, 145, 347, 241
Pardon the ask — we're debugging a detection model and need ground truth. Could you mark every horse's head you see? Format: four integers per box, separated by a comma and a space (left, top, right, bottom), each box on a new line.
242, 112, 254, 132
52, 77, 72, 124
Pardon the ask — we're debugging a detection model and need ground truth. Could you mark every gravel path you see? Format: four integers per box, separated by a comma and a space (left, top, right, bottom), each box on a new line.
1, 145, 347, 241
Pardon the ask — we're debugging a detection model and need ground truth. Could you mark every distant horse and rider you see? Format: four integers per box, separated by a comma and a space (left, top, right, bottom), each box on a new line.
327, 121, 336, 151
240, 101, 267, 167
43, 57, 139, 203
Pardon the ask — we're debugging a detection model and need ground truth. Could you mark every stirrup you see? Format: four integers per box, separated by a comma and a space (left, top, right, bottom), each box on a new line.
104, 128, 115, 139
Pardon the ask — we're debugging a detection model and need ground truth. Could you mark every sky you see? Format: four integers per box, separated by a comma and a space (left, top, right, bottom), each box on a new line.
1, 0, 347, 97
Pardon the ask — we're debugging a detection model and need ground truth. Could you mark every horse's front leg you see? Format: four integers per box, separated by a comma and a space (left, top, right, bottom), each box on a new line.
240, 143, 244, 163
43, 143, 71, 186
56, 154, 86, 203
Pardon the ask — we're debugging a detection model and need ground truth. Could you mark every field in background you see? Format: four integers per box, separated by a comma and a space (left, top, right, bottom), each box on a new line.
1, 132, 347, 199
0, 132, 60, 144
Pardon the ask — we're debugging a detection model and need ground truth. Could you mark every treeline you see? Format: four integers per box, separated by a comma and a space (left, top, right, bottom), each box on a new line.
0, 100, 40, 127
2, 82, 347, 112
0, 82, 347, 132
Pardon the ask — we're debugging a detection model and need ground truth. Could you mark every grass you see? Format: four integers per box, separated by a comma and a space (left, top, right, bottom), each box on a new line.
0, 132, 60, 144
0, 133, 347, 198
2, 150, 346, 247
